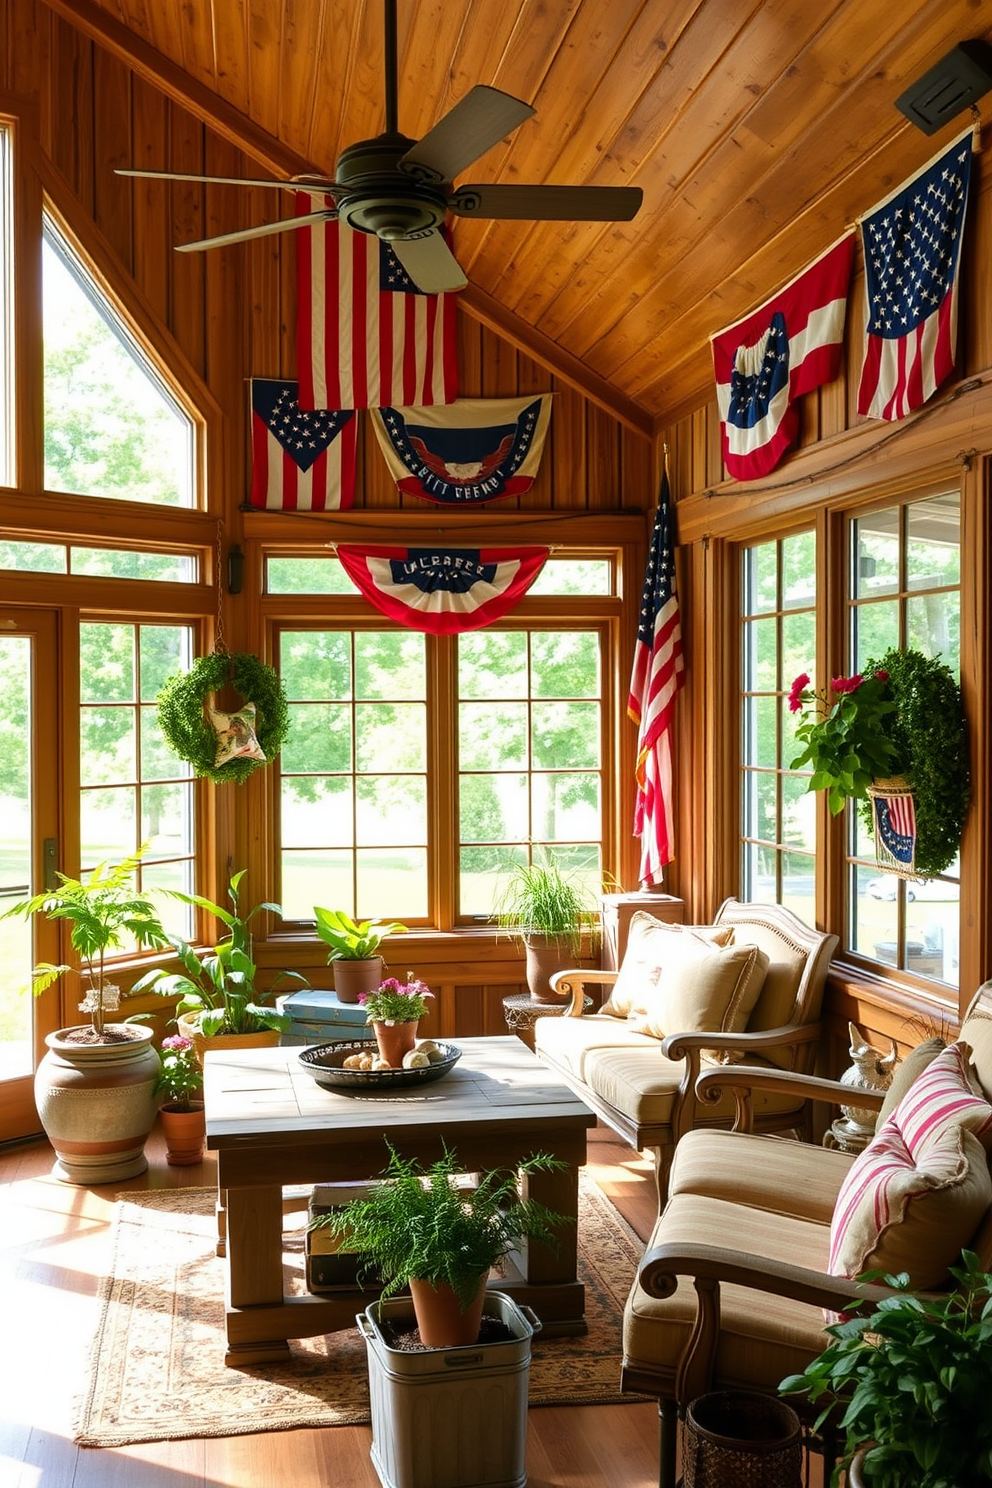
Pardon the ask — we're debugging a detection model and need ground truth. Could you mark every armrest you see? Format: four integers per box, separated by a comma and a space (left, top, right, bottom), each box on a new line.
549, 968, 617, 1017
694, 1064, 885, 1133
661, 1022, 821, 1060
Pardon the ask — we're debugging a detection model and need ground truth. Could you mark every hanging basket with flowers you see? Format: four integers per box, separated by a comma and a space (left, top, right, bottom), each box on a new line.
788, 647, 969, 880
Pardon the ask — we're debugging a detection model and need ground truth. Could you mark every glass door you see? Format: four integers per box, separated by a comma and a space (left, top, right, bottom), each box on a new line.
0, 609, 61, 1142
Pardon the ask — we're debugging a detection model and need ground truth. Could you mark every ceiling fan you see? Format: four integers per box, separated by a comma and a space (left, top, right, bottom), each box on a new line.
116, 0, 642, 294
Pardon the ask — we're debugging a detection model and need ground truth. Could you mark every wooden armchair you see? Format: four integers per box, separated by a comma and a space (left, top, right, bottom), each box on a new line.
534, 898, 838, 1207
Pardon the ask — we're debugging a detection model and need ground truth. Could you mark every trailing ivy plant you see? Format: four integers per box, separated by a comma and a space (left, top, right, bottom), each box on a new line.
860, 647, 969, 879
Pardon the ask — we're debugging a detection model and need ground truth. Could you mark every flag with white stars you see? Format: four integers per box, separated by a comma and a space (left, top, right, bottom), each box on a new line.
249, 379, 357, 510
370, 395, 552, 504
295, 200, 460, 412
627, 469, 685, 882
857, 127, 973, 421
711, 232, 855, 480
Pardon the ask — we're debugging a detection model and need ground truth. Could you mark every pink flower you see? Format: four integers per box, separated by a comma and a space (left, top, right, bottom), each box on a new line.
788, 673, 810, 713
162, 1034, 194, 1052
874, 669, 889, 682
831, 673, 863, 694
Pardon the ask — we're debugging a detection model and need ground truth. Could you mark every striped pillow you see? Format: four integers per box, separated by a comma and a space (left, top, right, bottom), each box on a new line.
828, 1041, 992, 1291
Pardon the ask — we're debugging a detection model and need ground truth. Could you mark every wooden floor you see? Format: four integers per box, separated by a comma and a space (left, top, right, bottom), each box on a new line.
0, 1121, 668, 1488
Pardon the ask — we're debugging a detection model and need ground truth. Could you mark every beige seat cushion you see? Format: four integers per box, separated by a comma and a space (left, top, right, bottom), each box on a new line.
670, 1129, 855, 1224
578, 1048, 806, 1132
602, 915, 736, 1019
624, 1192, 832, 1392
534, 1013, 658, 1081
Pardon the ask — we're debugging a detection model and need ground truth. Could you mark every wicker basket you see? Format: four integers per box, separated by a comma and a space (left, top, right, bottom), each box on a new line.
682, 1390, 803, 1488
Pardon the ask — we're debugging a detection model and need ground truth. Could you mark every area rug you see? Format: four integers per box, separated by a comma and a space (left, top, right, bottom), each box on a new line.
74, 1175, 649, 1446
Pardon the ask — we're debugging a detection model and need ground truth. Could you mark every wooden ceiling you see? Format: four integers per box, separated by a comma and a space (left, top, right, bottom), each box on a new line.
49, 0, 992, 438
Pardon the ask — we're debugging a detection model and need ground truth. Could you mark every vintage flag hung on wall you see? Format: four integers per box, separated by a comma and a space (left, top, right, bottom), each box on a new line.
628, 468, 685, 884
711, 232, 855, 481
856, 127, 973, 422
249, 378, 357, 511
296, 196, 460, 412
369, 395, 553, 505
868, 781, 917, 876
336, 546, 549, 634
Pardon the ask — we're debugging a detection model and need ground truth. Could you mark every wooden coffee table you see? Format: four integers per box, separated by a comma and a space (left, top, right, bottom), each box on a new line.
203, 1035, 596, 1365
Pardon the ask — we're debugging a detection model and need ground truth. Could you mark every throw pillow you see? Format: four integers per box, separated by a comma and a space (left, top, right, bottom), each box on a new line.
624, 934, 769, 1045
889, 1040, 992, 1154
876, 1034, 946, 1127
601, 914, 736, 1019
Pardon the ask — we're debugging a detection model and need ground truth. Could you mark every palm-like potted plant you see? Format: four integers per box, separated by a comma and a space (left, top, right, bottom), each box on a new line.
312, 906, 408, 1004
310, 1140, 569, 1346
780, 1250, 992, 1487
2, 847, 171, 1184
493, 852, 599, 1002
134, 870, 307, 1060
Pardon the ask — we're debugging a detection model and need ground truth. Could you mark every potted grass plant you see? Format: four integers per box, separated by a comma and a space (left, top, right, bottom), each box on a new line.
312, 907, 408, 1004
493, 852, 598, 1002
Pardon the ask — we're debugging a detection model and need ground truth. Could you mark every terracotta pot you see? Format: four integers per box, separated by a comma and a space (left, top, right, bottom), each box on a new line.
34, 1024, 161, 1185
160, 1103, 206, 1165
332, 956, 384, 1004
408, 1275, 488, 1347
524, 934, 572, 1003
372, 1019, 418, 1067
177, 1010, 281, 1067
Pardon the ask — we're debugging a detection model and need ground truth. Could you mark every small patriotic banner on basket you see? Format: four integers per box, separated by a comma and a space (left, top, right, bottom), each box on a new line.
869, 779, 917, 874
335, 545, 549, 634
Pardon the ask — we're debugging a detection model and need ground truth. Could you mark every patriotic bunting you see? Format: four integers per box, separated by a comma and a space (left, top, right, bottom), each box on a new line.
857, 128, 972, 421
296, 199, 459, 411
369, 395, 553, 505
869, 782, 917, 876
711, 232, 855, 481
335, 546, 549, 634
249, 379, 357, 511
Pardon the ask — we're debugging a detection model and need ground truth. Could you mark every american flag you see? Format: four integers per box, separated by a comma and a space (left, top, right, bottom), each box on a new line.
871, 787, 917, 873
249, 379, 357, 511
295, 197, 459, 412
857, 128, 972, 421
628, 470, 685, 884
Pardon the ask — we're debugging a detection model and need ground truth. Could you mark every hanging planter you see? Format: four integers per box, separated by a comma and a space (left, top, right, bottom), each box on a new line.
156, 650, 290, 784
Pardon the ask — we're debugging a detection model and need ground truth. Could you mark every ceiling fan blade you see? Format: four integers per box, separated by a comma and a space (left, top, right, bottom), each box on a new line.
389, 231, 467, 294
116, 168, 329, 192
450, 183, 643, 222
400, 85, 535, 185
174, 210, 335, 253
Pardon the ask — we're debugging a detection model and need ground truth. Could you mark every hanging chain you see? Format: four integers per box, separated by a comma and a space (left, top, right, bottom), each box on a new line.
215, 519, 228, 654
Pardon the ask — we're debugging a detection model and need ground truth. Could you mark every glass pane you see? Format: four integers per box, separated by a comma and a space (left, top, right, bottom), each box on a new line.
906, 592, 959, 672
743, 616, 777, 692
141, 782, 192, 856
852, 600, 898, 670
282, 778, 353, 847
0, 539, 66, 572
280, 632, 351, 701
460, 845, 523, 917
142, 859, 194, 940
781, 851, 815, 924
43, 224, 193, 506
0, 127, 10, 487
781, 705, 806, 772
355, 632, 425, 700
69, 548, 196, 582
460, 702, 528, 770
907, 492, 959, 591
744, 543, 778, 616
282, 704, 352, 773
357, 847, 427, 921
528, 558, 612, 596
459, 632, 527, 699
140, 705, 178, 780
747, 843, 779, 902
356, 702, 426, 772
781, 532, 816, 608
854, 509, 899, 597
80, 706, 136, 785
140, 626, 190, 701
531, 701, 599, 769
355, 775, 427, 847
907, 880, 959, 988
266, 556, 359, 594
532, 772, 600, 841
781, 612, 815, 686
782, 775, 815, 851
81, 785, 136, 868
80, 623, 134, 702
531, 632, 598, 698
742, 695, 775, 769
751, 771, 778, 842
460, 774, 528, 842
282, 849, 353, 920
0, 636, 33, 1078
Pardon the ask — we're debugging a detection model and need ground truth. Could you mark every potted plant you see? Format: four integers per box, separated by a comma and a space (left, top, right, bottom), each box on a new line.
134, 869, 307, 1061
359, 973, 434, 1067
154, 1031, 205, 1165
312, 906, 408, 1004
310, 1140, 569, 1346
493, 852, 599, 1002
780, 1250, 992, 1487
2, 847, 171, 1184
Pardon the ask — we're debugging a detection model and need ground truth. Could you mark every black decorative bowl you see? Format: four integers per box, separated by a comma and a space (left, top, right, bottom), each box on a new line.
298, 1039, 461, 1094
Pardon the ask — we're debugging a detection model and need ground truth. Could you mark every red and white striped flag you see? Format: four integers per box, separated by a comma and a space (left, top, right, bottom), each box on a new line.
628, 469, 685, 884
249, 379, 357, 511
296, 198, 460, 411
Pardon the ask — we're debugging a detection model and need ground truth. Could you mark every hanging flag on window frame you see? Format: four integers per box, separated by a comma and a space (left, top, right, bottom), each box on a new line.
249, 378, 357, 511
856, 127, 973, 422
711, 231, 855, 481
296, 198, 460, 412
369, 395, 553, 505
335, 546, 549, 634
628, 467, 685, 884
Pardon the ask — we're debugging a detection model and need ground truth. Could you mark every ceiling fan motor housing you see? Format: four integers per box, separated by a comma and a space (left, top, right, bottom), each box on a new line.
335, 132, 449, 240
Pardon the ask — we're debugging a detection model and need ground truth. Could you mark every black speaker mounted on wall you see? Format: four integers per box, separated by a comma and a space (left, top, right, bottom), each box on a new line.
895, 39, 992, 135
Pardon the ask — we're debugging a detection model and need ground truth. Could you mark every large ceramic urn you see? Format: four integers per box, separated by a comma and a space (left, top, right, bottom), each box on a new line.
34, 1024, 161, 1184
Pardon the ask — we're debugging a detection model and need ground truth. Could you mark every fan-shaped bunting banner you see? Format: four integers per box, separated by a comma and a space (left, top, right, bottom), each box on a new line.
370, 396, 553, 504
336, 546, 549, 634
